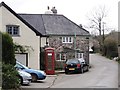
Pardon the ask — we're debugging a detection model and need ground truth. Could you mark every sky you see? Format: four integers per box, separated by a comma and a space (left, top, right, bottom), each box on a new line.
1, 0, 119, 34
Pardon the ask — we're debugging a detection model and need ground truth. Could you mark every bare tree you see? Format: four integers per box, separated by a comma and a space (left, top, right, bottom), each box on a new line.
88, 6, 108, 36
86, 6, 109, 53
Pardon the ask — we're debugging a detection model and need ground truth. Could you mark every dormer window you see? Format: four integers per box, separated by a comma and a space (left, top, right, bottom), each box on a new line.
62, 37, 73, 43
6, 25, 20, 36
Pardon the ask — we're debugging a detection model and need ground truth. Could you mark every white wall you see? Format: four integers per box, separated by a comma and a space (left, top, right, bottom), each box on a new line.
1, 6, 40, 69
41, 37, 47, 47
0, 7, 2, 31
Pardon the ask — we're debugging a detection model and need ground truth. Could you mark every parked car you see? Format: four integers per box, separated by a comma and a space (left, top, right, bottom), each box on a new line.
15, 61, 46, 82
64, 58, 89, 74
17, 70, 32, 85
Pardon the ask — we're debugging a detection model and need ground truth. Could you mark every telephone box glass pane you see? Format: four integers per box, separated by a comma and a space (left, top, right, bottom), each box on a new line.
47, 53, 52, 70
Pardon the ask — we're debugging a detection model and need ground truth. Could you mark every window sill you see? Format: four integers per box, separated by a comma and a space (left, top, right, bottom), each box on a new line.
56, 60, 66, 61
11, 35, 21, 37
62, 42, 73, 44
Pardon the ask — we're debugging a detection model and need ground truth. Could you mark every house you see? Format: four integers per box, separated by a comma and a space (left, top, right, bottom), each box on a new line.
0, 2, 90, 70
0, 2, 42, 69
19, 14, 90, 69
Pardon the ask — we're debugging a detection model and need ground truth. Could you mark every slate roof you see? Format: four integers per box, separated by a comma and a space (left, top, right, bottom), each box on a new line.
1, 2, 89, 36
19, 14, 90, 36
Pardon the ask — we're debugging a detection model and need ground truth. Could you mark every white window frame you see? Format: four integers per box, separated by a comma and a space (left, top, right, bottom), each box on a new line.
77, 53, 84, 58
62, 37, 73, 43
6, 25, 20, 36
56, 53, 66, 61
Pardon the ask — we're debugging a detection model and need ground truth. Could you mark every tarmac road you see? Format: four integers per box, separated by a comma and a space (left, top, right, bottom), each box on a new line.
21, 54, 118, 89
51, 54, 118, 88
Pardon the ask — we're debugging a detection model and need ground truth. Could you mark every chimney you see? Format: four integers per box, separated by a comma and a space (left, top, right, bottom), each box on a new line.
51, 7, 57, 14
45, 6, 53, 14
79, 24, 83, 28
47, 6, 50, 10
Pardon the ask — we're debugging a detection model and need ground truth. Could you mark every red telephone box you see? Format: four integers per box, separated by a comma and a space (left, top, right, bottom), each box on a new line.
45, 47, 55, 75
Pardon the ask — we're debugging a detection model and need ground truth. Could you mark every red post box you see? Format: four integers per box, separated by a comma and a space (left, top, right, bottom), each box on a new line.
45, 47, 55, 75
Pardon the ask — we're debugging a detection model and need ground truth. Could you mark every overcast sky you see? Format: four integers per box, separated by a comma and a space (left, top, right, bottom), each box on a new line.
1, 0, 119, 34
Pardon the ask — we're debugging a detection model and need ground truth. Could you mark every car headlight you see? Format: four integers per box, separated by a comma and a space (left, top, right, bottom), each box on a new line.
41, 71, 46, 76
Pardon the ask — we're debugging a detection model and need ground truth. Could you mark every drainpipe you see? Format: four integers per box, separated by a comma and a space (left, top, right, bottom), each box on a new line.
40, 36, 41, 70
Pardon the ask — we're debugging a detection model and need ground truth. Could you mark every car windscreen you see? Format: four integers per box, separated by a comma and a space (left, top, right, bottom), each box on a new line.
66, 59, 79, 64
16, 61, 29, 69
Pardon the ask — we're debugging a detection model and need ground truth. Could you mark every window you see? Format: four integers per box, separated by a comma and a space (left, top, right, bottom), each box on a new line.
62, 37, 73, 43
6, 25, 20, 36
77, 53, 84, 58
56, 53, 66, 61
62, 37, 65, 42
69, 37, 72, 42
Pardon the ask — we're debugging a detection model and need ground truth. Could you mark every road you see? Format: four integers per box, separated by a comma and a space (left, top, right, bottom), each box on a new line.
50, 54, 118, 88
21, 54, 118, 89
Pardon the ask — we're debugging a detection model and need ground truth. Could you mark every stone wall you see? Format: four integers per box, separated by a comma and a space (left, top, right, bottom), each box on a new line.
48, 36, 89, 64
55, 60, 66, 70
49, 36, 89, 51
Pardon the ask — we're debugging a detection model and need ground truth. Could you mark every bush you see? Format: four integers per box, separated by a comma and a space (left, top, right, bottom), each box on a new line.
1, 33, 20, 89
104, 37, 118, 58
2, 33, 16, 65
91, 46, 100, 53
2, 64, 20, 89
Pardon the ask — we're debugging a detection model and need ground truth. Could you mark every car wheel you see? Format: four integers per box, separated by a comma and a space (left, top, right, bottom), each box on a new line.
31, 74, 37, 82
80, 67, 84, 74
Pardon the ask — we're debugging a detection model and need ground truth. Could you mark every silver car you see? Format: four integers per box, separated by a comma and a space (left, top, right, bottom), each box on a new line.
18, 70, 32, 85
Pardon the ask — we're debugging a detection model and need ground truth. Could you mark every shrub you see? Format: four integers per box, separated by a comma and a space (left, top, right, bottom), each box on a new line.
104, 37, 118, 58
2, 33, 20, 89
2, 33, 16, 65
2, 64, 20, 89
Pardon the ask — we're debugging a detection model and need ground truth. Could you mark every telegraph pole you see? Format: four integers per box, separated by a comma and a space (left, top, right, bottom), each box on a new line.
102, 22, 105, 44
74, 32, 77, 58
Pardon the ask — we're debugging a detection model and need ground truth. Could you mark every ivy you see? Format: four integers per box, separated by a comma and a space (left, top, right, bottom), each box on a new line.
14, 43, 34, 53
